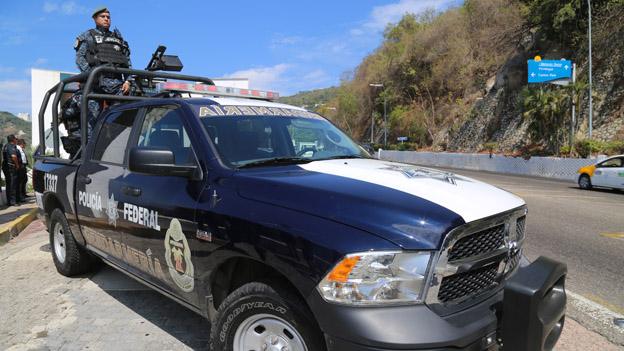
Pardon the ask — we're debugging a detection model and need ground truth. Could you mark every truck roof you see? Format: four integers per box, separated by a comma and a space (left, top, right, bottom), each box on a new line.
184, 97, 307, 111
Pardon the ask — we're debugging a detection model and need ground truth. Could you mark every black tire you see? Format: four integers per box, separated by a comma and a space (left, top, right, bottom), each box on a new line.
49, 208, 94, 276
578, 174, 592, 190
209, 282, 326, 351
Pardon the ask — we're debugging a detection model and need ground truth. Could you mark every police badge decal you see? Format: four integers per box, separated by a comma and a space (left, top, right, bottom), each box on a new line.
164, 219, 195, 292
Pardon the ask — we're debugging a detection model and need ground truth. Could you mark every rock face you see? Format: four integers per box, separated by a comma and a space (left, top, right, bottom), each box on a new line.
446, 11, 624, 152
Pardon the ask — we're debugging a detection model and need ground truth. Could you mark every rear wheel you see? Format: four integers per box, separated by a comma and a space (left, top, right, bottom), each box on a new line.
49, 208, 94, 276
578, 174, 592, 190
209, 282, 326, 351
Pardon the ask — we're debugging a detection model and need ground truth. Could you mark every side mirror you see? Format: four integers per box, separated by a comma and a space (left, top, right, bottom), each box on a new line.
128, 147, 200, 179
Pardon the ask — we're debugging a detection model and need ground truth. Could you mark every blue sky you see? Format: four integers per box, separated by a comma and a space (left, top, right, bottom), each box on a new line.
0, 0, 461, 115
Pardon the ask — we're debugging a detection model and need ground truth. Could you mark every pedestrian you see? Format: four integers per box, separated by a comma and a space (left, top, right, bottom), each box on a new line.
74, 6, 132, 133
16, 139, 29, 199
1, 135, 23, 206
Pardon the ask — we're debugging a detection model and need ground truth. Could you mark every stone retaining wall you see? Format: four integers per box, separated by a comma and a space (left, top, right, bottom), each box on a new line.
378, 150, 606, 181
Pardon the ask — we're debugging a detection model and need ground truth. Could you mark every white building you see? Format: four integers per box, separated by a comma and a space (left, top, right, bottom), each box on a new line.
31, 68, 249, 152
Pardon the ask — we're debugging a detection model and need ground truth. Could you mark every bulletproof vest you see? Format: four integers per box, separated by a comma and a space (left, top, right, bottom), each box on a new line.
2, 144, 16, 169
86, 29, 130, 67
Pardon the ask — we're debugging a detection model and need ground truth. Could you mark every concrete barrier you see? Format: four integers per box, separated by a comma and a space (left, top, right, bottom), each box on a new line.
378, 150, 606, 181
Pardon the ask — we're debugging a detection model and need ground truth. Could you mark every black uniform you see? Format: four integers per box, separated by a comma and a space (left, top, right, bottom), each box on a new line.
2, 143, 21, 205
74, 26, 132, 133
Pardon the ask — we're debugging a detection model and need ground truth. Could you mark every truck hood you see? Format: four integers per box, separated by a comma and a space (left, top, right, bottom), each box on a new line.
235, 158, 525, 250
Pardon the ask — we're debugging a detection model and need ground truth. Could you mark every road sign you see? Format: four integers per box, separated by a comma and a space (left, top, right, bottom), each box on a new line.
397, 136, 408, 142
528, 59, 572, 83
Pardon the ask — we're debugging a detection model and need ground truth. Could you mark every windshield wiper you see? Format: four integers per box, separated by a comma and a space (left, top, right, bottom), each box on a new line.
237, 157, 312, 169
316, 154, 368, 161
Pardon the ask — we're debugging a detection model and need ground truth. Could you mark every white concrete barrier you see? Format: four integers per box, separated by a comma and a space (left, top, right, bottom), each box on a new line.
378, 150, 606, 181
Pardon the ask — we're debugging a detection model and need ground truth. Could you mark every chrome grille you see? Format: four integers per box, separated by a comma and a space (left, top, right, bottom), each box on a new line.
516, 216, 526, 241
447, 224, 505, 261
438, 264, 498, 303
426, 207, 528, 309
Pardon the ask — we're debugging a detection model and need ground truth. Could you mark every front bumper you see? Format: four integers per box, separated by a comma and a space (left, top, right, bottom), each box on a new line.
309, 256, 566, 351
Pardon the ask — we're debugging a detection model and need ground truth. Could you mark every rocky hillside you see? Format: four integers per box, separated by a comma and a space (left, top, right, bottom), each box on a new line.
286, 0, 624, 155
0, 111, 31, 147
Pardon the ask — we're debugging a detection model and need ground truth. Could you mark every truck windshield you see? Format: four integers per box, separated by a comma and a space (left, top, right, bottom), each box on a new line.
196, 106, 369, 168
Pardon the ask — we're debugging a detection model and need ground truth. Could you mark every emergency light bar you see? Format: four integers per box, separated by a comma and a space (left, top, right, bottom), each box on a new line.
159, 82, 279, 101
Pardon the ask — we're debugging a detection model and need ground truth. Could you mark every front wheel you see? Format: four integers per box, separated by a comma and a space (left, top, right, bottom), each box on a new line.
209, 282, 326, 351
49, 208, 94, 276
578, 174, 592, 190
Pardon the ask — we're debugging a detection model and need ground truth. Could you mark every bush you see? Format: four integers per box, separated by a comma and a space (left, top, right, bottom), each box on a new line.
575, 139, 604, 158
603, 140, 624, 155
559, 145, 572, 156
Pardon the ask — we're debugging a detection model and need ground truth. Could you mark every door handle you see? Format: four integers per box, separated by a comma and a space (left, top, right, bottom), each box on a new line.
78, 175, 92, 184
122, 186, 142, 197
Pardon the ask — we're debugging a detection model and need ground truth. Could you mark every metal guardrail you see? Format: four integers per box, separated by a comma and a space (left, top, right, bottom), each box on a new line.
378, 150, 606, 181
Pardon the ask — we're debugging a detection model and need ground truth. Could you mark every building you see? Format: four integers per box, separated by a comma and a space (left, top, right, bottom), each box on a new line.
17, 113, 31, 121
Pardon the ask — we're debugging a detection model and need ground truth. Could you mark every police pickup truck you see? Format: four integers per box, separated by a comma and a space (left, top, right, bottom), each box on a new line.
33, 66, 567, 351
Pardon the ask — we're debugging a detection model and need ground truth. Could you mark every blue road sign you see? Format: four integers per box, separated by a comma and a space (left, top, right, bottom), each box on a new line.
397, 136, 408, 142
528, 59, 572, 83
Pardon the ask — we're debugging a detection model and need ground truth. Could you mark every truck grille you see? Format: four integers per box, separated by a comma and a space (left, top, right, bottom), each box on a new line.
438, 264, 498, 303
447, 224, 505, 261
426, 207, 528, 309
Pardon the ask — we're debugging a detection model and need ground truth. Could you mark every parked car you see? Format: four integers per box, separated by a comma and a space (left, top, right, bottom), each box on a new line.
577, 155, 624, 190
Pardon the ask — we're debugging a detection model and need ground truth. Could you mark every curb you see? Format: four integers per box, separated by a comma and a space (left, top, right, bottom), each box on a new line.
566, 290, 624, 346
0, 208, 39, 245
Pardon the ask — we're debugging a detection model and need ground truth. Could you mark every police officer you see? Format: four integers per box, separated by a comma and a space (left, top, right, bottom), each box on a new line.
74, 6, 132, 130
2, 135, 22, 206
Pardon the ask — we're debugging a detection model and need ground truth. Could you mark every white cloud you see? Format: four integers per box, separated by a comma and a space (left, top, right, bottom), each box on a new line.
33, 58, 48, 66
303, 69, 330, 85
0, 80, 31, 114
366, 0, 451, 31
225, 64, 291, 91
0, 66, 15, 73
270, 35, 303, 49
43, 1, 87, 15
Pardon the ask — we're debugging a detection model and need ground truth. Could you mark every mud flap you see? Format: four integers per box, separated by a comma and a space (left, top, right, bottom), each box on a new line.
502, 256, 567, 351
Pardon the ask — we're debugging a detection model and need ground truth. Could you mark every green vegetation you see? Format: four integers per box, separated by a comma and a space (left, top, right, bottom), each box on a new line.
0, 111, 32, 146
281, 0, 624, 157
278, 87, 340, 111
574, 139, 624, 157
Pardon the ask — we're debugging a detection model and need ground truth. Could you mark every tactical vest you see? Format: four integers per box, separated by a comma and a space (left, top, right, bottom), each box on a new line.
86, 29, 130, 67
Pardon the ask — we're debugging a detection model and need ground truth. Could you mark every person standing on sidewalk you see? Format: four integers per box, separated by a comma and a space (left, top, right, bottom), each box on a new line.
16, 139, 28, 199
1, 135, 22, 206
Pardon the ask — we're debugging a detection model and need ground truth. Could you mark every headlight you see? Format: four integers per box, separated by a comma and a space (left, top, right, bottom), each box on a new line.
317, 251, 433, 305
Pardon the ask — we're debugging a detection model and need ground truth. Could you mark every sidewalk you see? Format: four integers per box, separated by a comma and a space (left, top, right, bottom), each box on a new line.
0, 195, 38, 245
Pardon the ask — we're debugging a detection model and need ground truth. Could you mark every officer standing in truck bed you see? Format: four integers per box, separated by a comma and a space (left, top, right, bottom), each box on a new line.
74, 6, 132, 130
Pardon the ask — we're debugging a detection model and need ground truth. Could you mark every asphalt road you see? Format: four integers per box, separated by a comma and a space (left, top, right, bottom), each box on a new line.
435, 167, 624, 314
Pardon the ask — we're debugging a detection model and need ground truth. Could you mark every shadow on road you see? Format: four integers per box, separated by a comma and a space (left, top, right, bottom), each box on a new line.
90, 266, 211, 350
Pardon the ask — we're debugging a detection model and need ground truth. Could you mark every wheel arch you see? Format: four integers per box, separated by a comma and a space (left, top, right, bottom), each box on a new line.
208, 256, 310, 313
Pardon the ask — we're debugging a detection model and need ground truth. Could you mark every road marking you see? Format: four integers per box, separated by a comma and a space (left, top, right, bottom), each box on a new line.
600, 233, 624, 240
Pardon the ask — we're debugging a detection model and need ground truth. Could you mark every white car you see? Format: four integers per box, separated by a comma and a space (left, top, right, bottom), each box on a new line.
577, 155, 624, 190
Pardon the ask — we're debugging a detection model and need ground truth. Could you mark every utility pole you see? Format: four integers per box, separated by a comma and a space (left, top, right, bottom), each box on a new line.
369, 83, 385, 145
571, 63, 576, 148
588, 0, 593, 139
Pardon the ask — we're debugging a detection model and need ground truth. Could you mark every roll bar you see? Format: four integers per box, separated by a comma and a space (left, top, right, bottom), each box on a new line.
37, 66, 215, 159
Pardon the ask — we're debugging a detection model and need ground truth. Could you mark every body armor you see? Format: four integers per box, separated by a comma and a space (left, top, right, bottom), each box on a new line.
86, 29, 130, 67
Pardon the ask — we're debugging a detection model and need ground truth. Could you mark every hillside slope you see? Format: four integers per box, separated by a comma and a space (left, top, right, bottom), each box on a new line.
320, 0, 624, 154
0, 112, 32, 146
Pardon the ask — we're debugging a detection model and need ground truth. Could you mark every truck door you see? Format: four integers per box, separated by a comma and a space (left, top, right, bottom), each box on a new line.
120, 104, 204, 306
75, 108, 140, 267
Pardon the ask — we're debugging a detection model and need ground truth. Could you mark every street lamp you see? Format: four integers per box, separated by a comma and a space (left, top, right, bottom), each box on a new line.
369, 83, 387, 146
587, 0, 593, 139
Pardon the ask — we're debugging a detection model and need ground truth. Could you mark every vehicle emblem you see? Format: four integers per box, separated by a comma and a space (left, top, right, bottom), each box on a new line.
107, 194, 118, 227
164, 219, 195, 292
381, 164, 459, 185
